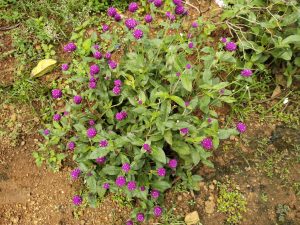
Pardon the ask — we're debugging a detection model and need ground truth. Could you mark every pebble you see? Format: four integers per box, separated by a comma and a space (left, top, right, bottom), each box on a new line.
209, 184, 215, 190
11, 217, 19, 224
177, 195, 183, 201
185, 211, 200, 225
21, 141, 25, 146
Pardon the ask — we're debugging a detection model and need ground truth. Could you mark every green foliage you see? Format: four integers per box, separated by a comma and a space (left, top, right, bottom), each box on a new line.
276, 204, 290, 223
217, 182, 247, 224
223, 0, 300, 87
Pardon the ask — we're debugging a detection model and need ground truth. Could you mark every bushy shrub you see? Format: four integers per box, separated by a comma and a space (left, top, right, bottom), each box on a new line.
39, 1, 248, 222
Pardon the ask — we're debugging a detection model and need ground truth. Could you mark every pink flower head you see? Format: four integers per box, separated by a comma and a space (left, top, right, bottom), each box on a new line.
125, 18, 138, 30
73, 195, 82, 206
93, 51, 102, 59
115, 176, 126, 187
128, 2, 138, 12
136, 213, 145, 222
192, 21, 198, 28
61, 63, 69, 71
168, 159, 178, 168
180, 128, 189, 135
186, 64, 191, 69
133, 29, 143, 40
151, 189, 160, 198
143, 143, 151, 152
225, 41, 237, 51
107, 7, 117, 17
89, 120, 95, 126
153, 0, 163, 7
99, 139, 108, 147
73, 95, 82, 104
176, 72, 181, 77
90, 64, 100, 75
154, 206, 163, 217
127, 181, 137, 191
221, 37, 227, 43
122, 163, 131, 173
236, 122, 247, 133
51, 89, 62, 99
87, 127, 97, 138
108, 60, 117, 69
103, 183, 110, 189
201, 137, 213, 150
67, 141, 76, 151
188, 42, 194, 49
114, 13, 122, 22
157, 167, 166, 177
185, 101, 190, 107
70, 168, 81, 179
53, 114, 61, 121
241, 69, 253, 77
63, 42, 77, 52
102, 24, 109, 32
89, 81, 97, 89
173, 0, 182, 5
96, 157, 106, 164
115, 112, 124, 121
114, 79, 122, 87
126, 220, 133, 225
145, 14, 153, 23
105, 52, 112, 60
175, 5, 185, 15
43, 129, 50, 135
112, 86, 121, 95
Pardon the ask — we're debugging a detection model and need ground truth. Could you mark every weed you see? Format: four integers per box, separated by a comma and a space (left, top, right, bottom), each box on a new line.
276, 204, 290, 224
260, 192, 268, 203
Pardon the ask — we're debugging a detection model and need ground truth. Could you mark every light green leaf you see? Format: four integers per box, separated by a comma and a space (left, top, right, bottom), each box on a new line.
151, 146, 167, 164
170, 95, 186, 108
181, 75, 192, 92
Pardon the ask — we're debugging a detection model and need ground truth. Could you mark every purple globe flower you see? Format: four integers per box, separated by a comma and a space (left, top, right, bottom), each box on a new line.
122, 163, 131, 173
43, 129, 50, 135
185, 101, 190, 107
128, 2, 138, 12
236, 122, 247, 133
70, 168, 81, 179
93, 44, 100, 50
175, 5, 185, 15
176, 72, 181, 77
201, 137, 213, 150
151, 189, 160, 199
138, 99, 143, 104
63, 42, 77, 52
115, 112, 124, 121
73, 195, 82, 206
125, 18, 138, 30
99, 139, 108, 147
90, 64, 100, 75
93, 51, 102, 59
208, 118, 212, 123
154, 206, 163, 217
89, 81, 97, 89
157, 167, 166, 177
225, 41, 237, 51
186, 64, 191, 69
143, 143, 151, 152
115, 176, 126, 187
87, 127, 97, 138
89, 120, 95, 126
68, 141, 76, 151
103, 183, 110, 189
241, 69, 253, 77
145, 14, 153, 23
127, 181, 137, 191
107, 7, 117, 17
136, 213, 145, 222
166, 11, 176, 21
192, 21, 198, 28
102, 24, 109, 32
51, 89, 62, 99
90, 77, 96, 82
187, 33, 192, 39
96, 157, 106, 164
126, 220, 133, 225
140, 186, 145, 191
73, 95, 82, 104
180, 128, 189, 135
108, 60, 117, 69
121, 111, 128, 118
53, 114, 61, 121
105, 52, 112, 60
168, 159, 178, 169
61, 63, 69, 71
173, 0, 182, 5
153, 0, 163, 7
188, 42, 194, 49
114, 13, 122, 22
112, 86, 121, 95
133, 29, 143, 40
221, 37, 227, 43
114, 79, 122, 87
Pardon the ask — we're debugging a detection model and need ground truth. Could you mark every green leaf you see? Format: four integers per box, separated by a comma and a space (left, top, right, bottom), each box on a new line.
282, 35, 300, 45
152, 181, 171, 192
181, 75, 192, 92
172, 140, 191, 156
218, 128, 239, 139
102, 165, 120, 175
82, 38, 92, 53
86, 176, 97, 193
88, 148, 110, 159
151, 146, 167, 164
170, 95, 186, 108
164, 130, 173, 145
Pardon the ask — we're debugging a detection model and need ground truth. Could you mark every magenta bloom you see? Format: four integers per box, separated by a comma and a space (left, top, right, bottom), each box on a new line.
168, 159, 178, 169
70, 168, 81, 179
114, 79, 122, 87
43, 129, 50, 135
185, 101, 190, 107
157, 167, 166, 177
93, 51, 102, 59
126, 220, 133, 225
73, 95, 82, 104
73, 195, 82, 206
63, 42, 77, 52
186, 64, 191, 69
112, 86, 121, 95
121, 111, 128, 118
201, 137, 213, 150
140, 186, 146, 191
105, 52, 112, 60
103, 183, 110, 189
102, 24, 109, 32
138, 99, 143, 104
225, 41, 237, 51
192, 21, 198, 28
151, 189, 160, 199
173, 0, 182, 5
125, 18, 138, 30
115, 112, 124, 121
96, 157, 106, 164
136, 213, 145, 222
99, 139, 108, 148
61, 63, 69, 71
145, 14, 153, 23
122, 163, 131, 173
108, 60, 117, 69
221, 37, 227, 43
127, 181, 137, 191
153, 0, 163, 7
180, 128, 189, 135
143, 143, 151, 152
89, 81, 97, 89
241, 69, 253, 77
236, 122, 247, 133
175, 5, 185, 15
166, 11, 175, 21
176, 72, 181, 77
87, 127, 97, 138
89, 120, 95, 126
128, 2, 138, 12
68, 141, 76, 151
93, 44, 100, 50
51, 89, 62, 99
154, 206, 163, 217
107, 7, 117, 17
208, 118, 212, 123
53, 114, 61, 121
114, 13, 122, 22
188, 42, 194, 48
133, 29, 143, 40
90, 64, 100, 75
115, 176, 126, 187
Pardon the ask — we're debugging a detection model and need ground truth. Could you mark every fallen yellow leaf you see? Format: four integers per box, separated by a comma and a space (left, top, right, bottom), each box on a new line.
31, 59, 57, 78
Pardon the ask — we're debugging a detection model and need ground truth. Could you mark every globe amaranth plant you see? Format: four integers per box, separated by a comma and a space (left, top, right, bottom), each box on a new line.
40, 0, 248, 222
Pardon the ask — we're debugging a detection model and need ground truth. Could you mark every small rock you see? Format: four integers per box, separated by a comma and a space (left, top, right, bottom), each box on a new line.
11, 217, 19, 224
177, 195, 183, 201
80, 220, 86, 225
209, 184, 215, 190
205, 196, 216, 214
185, 211, 200, 225
21, 141, 25, 146
10, 113, 17, 122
